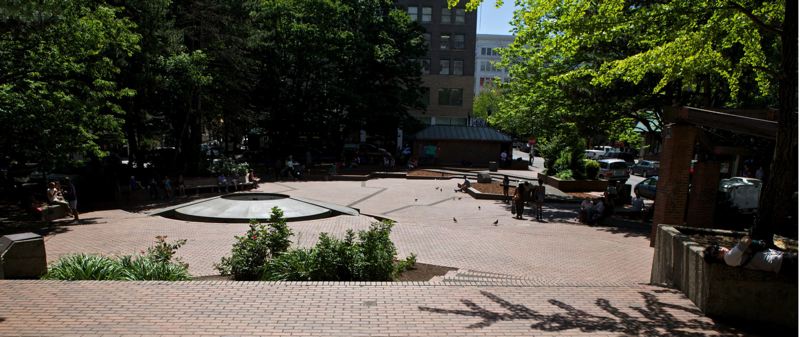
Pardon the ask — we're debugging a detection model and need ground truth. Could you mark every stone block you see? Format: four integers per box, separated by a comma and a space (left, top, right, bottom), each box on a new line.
477, 173, 492, 183
0, 233, 47, 279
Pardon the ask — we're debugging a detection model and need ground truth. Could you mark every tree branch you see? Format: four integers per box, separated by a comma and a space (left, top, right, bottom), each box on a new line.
726, 1, 782, 35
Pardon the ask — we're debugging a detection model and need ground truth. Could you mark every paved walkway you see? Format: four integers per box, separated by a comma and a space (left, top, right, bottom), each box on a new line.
0, 178, 755, 336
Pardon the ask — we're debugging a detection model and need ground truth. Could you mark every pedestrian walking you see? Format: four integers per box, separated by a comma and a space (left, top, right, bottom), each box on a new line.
512, 183, 525, 219
63, 178, 79, 221
534, 180, 546, 220
502, 175, 510, 203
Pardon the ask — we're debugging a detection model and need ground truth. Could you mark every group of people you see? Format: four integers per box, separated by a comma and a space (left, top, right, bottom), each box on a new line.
46, 179, 79, 221
506, 177, 546, 221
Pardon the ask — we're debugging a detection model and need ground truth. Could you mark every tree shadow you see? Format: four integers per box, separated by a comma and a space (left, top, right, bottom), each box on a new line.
419, 290, 744, 336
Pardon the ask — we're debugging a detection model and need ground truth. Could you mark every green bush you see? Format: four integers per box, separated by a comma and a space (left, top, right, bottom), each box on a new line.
585, 159, 600, 179
118, 255, 191, 281
43, 254, 123, 280
43, 237, 190, 281
216, 207, 294, 280
259, 220, 416, 281
555, 169, 574, 180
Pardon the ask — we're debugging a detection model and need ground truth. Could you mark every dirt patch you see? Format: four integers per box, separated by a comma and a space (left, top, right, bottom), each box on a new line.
190, 263, 456, 282
567, 192, 603, 200
407, 170, 455, 178
471, 182, 515, 196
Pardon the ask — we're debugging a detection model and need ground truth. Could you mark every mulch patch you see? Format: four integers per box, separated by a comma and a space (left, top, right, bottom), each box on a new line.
471, 182, 515, 196
407, 170, 455, 178
190, 263, 456, 282
687, 234, 797, 251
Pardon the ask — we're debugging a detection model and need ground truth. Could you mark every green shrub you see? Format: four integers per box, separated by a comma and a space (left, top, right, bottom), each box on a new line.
147, 236, 188, 268
44, 237, 191, 281
258, 219, 416, 281
585, 159, 600, 179
555, 169, 574, 180
266, 207, 293, 256
262, 249, 314, 281
216, 207, 294, 280
355, 221, 399, 281
43, 254, 123, 280
118, 255, 191, 281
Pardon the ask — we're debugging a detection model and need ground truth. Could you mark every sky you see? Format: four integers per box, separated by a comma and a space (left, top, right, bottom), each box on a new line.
476, 1, 516, 35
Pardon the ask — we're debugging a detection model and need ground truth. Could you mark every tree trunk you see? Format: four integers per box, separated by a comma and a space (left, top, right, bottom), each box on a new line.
753, 0, 798, 240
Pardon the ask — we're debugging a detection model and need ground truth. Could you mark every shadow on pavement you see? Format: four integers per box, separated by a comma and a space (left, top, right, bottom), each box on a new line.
418, 290, 747, 336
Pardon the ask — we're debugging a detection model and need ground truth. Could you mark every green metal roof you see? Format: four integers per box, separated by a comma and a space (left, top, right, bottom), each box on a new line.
414, 125, 512, 142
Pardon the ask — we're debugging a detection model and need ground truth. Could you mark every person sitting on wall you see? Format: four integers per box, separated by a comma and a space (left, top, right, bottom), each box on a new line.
587, 198, 605, 225
456, 175, 471, 192
704, 236, 797, 275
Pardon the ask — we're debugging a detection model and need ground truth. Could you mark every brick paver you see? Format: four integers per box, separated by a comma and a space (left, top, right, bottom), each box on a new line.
0, 178, 754, 335
0, 281, 748, 337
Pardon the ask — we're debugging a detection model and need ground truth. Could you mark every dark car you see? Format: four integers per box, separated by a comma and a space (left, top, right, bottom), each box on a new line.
605, 152, 635, 168
634, 176, 658, 200
631, 160, 660, 177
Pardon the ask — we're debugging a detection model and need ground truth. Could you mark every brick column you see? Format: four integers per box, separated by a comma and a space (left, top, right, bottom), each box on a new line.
651, 124, 696, 246
685, 161, 721, 227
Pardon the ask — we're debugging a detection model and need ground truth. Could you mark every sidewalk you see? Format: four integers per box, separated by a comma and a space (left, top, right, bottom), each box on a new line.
0, 281, 750, 337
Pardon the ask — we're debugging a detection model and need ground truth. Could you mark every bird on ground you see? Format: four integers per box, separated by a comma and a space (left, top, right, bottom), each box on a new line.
453, 217, 458, 223
458, 197, 462, 200
414, 198, 418, 202
478, 206, 481, 210
493, 219, 499, 226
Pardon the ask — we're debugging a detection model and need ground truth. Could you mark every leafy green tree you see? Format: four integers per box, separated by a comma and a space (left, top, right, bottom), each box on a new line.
460, 0, 795, 238
0, 1, 139, 169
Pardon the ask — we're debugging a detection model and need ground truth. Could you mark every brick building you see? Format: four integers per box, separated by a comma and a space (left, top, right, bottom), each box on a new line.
396, 0, 477, 126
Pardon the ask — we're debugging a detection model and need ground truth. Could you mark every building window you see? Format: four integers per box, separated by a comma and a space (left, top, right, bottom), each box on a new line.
455, 8, 465, 24
453, 59, 463, 75
440, 33, 450, 50
421, 58, 430, 75
480, 47, 486, 55
486, 47, 493, 56
438, 88, 463, 106
421, 87, 430, 106
441, 8, 451, 23
407, 6, 418, 21
423, 33, 430, 47
422, 7, 432, 22
480, 61, 486, 71
454, 34, 465, 49
439, 59, 450, 75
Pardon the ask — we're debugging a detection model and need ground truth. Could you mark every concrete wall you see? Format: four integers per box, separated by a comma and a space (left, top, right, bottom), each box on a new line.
651, 225, 798, 330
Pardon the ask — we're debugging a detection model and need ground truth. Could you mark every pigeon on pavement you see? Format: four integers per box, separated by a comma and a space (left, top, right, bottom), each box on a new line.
493, 219, 499, 226
453, 217, 457, 223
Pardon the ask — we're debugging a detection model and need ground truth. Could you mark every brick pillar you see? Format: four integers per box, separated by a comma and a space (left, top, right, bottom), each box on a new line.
651, 124, 696, 246
685, 161, 721, 228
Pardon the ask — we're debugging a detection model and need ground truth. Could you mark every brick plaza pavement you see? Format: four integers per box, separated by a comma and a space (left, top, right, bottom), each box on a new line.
0, 178, 755, 335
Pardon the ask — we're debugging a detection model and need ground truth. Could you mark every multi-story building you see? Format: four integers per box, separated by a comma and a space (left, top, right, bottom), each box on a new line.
396, 0, 477, 126
474, 34, 513, 94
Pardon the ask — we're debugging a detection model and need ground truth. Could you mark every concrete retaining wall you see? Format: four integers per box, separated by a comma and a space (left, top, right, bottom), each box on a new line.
650, 224, 797, 330
537, 173, 607, 192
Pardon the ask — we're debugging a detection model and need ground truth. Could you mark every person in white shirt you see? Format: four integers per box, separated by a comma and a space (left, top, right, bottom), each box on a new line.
704, 236, 797, 275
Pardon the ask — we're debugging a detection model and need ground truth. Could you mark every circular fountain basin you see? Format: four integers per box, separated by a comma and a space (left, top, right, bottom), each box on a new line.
171, 193, 358, 223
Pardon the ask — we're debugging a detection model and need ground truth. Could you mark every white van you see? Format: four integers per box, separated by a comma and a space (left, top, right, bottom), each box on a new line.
585, 150, 605, 160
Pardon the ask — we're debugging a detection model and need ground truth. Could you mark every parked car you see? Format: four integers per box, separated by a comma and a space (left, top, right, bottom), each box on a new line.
584, 150, 605, 160
605, 152, 635, 167
597, 158, 629, 183
718, 177, 762, 214
634, 176, 658, 200
631, 160, 660, 177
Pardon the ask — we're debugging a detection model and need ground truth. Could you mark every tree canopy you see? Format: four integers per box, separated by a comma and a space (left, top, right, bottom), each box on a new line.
1, 0, 425, 173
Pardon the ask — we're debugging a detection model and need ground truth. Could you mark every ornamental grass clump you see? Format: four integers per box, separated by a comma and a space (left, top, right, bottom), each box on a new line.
43, 236, 190, 281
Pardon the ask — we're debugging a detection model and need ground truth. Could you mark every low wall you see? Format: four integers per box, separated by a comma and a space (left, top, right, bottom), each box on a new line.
650, 225, 797, 330
537, 173, 607, 192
